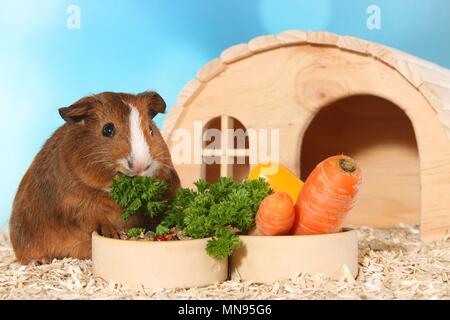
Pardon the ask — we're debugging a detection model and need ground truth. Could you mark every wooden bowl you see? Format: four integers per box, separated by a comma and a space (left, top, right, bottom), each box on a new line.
92, 232, 228, 289
230, 229, 358, 283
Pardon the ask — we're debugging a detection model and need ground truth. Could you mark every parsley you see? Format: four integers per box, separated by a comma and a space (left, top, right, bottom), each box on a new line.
206, 228, 241, 260
158, 177, 272, 260
127, 227, 146, 238
110, 175, 272, 260
110, 176, 169, 220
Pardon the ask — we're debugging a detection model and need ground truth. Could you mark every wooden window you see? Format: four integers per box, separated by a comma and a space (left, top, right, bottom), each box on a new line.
202, 116, 249, 183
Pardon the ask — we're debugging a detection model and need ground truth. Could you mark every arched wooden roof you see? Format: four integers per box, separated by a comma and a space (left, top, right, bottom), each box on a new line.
162, 30, 450, 140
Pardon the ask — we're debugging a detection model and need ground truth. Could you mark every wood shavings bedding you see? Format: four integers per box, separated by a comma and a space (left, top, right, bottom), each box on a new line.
0, 224, 449, 300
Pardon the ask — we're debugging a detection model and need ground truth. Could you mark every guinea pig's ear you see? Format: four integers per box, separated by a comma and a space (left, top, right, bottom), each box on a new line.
138, 91, 166, 119
58, 99, 94, 123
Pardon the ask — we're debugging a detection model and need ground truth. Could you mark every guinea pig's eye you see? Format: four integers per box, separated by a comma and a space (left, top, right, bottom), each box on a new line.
102, 123, 115, 138
149, 126, 154, 137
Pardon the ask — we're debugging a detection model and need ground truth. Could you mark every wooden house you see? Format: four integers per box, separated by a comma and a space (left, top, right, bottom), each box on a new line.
162, 30, 450, 240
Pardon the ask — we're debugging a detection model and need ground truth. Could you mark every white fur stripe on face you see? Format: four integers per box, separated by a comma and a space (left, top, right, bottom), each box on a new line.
128, 104, 152, 169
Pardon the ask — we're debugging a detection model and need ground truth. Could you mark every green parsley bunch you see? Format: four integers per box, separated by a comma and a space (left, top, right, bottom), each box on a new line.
157, 177, 272, 260
111, 176, 272, 260
110, 176, 169, 220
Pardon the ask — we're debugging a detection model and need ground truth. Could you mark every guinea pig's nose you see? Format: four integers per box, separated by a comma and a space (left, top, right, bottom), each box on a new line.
130, 161, 151, 175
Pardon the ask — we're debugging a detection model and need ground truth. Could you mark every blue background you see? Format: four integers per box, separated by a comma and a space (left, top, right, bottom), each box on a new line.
1, 0, 450, 229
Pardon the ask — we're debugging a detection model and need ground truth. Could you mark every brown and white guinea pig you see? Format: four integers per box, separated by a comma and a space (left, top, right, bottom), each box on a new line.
9, 91, 180, 264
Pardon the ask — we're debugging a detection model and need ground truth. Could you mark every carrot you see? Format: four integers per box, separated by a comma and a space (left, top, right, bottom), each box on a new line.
252, 192, 295, 236
291, 155, 362, 235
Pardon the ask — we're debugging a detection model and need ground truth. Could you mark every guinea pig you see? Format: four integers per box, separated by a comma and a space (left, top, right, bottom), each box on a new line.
9, 91, 180, 264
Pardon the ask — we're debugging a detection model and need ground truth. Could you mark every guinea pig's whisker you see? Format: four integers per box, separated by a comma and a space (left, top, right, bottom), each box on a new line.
80, 150, 109, 156
151, 151, 169, 158
155, 154, 170, 159
157, 161, 172, 168
91, 161, 111, 167
87, 159, 113, 168
79, 151, 109, 160
85, 151, 109, 157
86, 159, 106, 165
151, 152, 169, 159
155, 162, 174, 170
156, 156, 172, 162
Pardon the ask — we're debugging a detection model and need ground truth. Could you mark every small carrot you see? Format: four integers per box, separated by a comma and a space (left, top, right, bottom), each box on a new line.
251, 192, 295, 236
291, 155, 362, 235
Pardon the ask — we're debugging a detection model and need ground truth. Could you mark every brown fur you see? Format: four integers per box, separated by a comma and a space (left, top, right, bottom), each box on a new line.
10, 91, 180, 264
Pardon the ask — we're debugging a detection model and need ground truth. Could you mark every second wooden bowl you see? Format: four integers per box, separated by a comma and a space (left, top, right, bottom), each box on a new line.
230, 229, 358, 283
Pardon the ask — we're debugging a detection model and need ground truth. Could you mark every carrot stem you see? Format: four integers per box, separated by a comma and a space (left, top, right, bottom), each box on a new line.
339, 158, 356, 173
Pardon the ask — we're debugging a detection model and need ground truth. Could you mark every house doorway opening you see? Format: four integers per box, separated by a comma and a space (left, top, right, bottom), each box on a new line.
300, 95, 420, 227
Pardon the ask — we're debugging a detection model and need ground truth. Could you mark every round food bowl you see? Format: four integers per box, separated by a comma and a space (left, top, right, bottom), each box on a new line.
92, 232, 228, 289
230, 229, 358, 283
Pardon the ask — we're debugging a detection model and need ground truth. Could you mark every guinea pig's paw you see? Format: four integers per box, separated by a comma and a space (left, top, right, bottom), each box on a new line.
30, 257, 51, 265
98, 223, 120, 239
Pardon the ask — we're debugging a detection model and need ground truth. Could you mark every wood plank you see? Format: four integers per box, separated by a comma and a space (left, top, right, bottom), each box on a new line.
202, 149, 222, 157
408, 60, 450, 88
220, 115, 233, 177
176, 79, 204, 106
203, 148, 249, 158
220, 43, 252, 64
393, 58, 424, 87
226, 149, 250, 157
419, 82, 450, 114
368, 43, 398, 68
418, 83, 450, 140
419, 82, 450, 139
276, 30, 307, 45
306, 31, 339, 46
438, 111, 450, 138
196, 58, 227, 82
337, 35, 370, 54
389, 46, 450, 82
366, 45, 424, 87
248, 35, 283, 53
419, 84, 444, 114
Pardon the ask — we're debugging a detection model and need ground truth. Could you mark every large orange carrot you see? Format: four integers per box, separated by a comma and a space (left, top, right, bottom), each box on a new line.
252, 192, 295, 236
291, 155, 362, 235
